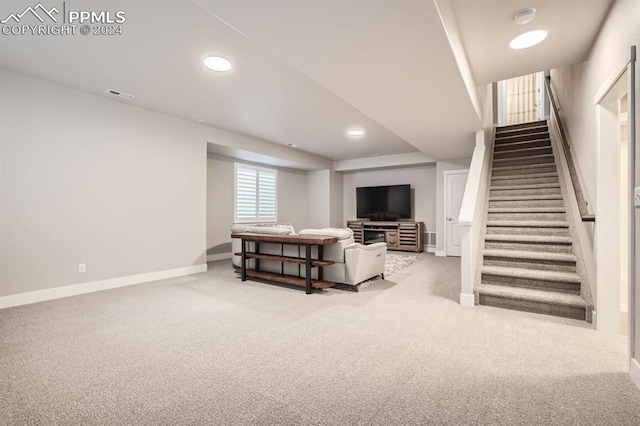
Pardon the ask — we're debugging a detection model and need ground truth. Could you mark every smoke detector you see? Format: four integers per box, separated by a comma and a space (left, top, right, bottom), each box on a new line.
514, 8, 536, 25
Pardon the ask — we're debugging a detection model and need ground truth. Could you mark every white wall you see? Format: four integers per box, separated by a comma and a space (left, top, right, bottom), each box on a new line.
308, 170, 330, 228
279, 169, 310, 231
342, 166, 437, 231
435, 158, 472, 253
549, 0, 639, 352
329, 171, 344, 227
206, 156, 234, 259
0, 70, 207, 298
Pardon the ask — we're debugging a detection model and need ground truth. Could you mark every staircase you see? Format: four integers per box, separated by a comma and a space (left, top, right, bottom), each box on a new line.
476, 120, 590, 321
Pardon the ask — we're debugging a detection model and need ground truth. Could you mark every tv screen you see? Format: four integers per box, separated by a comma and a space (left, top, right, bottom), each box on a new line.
356, 184, 411, 221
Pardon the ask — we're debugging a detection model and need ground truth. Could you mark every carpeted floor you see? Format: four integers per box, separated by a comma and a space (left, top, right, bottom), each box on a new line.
1, 253, 640, 425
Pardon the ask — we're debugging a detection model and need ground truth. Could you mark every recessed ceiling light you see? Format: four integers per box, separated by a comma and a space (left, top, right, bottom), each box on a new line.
197, 119, 206, 123
287, 143, 297, 147
372, 153, 379, 156
509, 30, 547, 49
347, 129, 365, 137
204, 56, 232, 72
514, 8, 536, 25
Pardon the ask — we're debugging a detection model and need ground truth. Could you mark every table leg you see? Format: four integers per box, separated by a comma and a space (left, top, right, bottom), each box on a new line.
241, 239, 247, 281
318, 245, 324, 281
305, 244, 312, 294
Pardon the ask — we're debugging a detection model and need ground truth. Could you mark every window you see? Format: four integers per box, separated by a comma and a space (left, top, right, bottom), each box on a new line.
234, 163, 277, 223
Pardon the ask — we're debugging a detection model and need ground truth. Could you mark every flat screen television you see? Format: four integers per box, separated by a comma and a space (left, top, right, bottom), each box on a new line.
356, 184, 411, 221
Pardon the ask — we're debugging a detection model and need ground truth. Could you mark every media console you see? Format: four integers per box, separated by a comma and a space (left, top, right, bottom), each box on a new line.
347, 221, 424, 253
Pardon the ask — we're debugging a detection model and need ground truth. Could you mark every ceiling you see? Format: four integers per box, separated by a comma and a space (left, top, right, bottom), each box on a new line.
0, 0, 612, 164
450, 0, 613, 85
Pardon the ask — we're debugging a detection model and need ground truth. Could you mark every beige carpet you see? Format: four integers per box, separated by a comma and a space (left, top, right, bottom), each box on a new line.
1, 253, 639, 425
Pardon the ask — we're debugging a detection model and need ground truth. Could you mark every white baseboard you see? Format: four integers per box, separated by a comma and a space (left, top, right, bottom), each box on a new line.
0, 264, 208, 310
426, 246, 436, 253
207, 253, 232, 262
435, 251, 447, 257
460, 293, 475, 307
631, 358, 640, 391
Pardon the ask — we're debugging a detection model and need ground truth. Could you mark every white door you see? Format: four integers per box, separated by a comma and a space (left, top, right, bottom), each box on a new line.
445, 171, 468, 257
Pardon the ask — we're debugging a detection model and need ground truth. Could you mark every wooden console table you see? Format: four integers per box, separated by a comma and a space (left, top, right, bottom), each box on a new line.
231, 233, 338, 294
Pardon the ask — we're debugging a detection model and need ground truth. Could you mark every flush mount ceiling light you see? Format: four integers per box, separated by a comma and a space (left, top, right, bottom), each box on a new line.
204, 56, 232, 72
509, 30, 547, 49
347, 129, 365, 137
514, 8, 536, 25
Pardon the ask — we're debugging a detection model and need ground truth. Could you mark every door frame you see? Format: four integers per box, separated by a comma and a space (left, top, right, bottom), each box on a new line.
444, 169, 469, 257
594, 46, 637, 390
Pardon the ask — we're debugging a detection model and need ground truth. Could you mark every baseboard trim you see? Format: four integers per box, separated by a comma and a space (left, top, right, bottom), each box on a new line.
207, 253, 232, 262
631, 358, 640, 391
460, 293, 475, 307
0, 264, 208, 310
435, 251, 447, 257
426, 247, 436, 253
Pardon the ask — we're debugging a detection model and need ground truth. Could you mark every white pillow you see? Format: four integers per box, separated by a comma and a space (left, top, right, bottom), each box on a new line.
299, 228, 353, 240
231, 223, 295, 235
247, 225, 293, 235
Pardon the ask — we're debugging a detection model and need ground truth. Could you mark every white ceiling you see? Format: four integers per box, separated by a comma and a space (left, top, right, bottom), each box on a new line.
450, 0, 613, 85
0, 0, 612, 164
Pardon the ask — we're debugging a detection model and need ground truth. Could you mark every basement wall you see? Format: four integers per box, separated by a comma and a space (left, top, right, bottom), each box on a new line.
0, 70, 207, 298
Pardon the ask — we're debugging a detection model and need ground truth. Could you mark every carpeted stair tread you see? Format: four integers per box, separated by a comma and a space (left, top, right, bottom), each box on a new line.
492, 163, 557, 172
496, 137, 551, 149
494, 138, 551, 148
493, 154, 554, 164
486, 220, 569, 228
488, 207, 565, 213
495, 135, 551, 147
489, 194, 563, 201
493, 146, 551, 156
490, 183, 560, 190
477, 283, 586, 307
496, 120, 547, 132
483, 249, 576, 262
481, 265, 581, 283
484, 234, 573, 244
492, 172, 558, 181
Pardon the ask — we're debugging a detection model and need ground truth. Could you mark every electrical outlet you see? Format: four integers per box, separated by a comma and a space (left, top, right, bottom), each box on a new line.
78, 263, 86, 273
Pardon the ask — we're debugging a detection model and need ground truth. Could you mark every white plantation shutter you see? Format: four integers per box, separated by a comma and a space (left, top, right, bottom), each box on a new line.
234, 163, 277, 222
